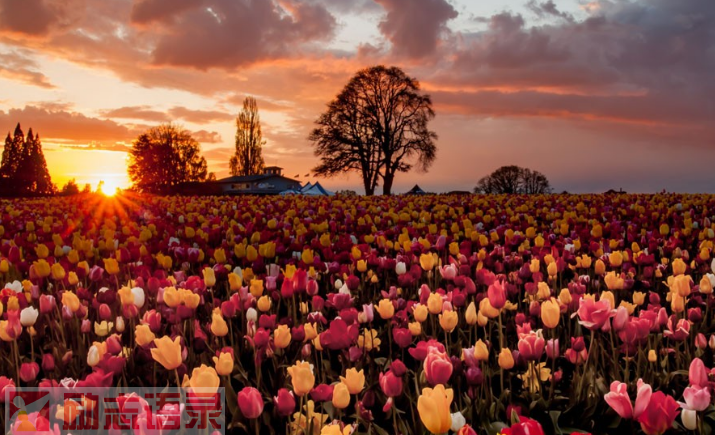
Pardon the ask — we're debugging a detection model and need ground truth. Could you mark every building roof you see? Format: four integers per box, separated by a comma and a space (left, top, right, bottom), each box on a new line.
217, 173, 293, 183
406, 184, 427, 194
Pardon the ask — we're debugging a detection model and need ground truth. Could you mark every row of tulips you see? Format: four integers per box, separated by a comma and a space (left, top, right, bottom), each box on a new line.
2, 192, 715, 434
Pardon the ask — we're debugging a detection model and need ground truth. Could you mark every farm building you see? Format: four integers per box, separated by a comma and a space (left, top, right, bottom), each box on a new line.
215, 166, 301, 195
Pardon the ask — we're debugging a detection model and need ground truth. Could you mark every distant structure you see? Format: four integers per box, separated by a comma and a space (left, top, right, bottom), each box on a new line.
604, 188, 626, 195
216, 166, 301, 195
405, 184, 428, 195
282, 181, 335, 196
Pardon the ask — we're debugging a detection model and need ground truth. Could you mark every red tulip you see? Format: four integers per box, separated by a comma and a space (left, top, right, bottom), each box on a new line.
637, 391, 679, 435
309, 384, 334, 402
500, 416, 545, 435
273, 388, 295, 417
0, 376, 15, 402
237, 387, 264, 419
487, 280, 507, 310
19, 362, 40, 382
42, 353, 55, 372
379, 371, 403, 397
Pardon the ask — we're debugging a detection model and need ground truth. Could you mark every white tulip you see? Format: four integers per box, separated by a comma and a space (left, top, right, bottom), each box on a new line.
4, 280, 22, 293
450, 411, 466, 432
115, 316, 125, 333
246, 307, 258, 322
20, 307, 39, 327
334, 279, 343, 290
395, 262, 407, 275
87, 346, 101, 367
681, 409, 697, 430
131, 287, 145, 308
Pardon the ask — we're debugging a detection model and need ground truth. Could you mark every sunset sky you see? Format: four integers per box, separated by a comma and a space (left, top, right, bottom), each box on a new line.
0, 0, 713, 194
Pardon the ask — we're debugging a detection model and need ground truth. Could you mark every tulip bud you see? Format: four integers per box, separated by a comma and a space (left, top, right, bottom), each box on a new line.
115, 316, 125, 333
696, 333, 707, 350
546, 339, 560, 359
648, 349, 657, 363
42, 353, 55, 372
19, 362, 39, 383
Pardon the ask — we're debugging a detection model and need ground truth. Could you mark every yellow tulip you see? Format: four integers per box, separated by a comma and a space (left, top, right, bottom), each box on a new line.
61, 291, 80, 312
135, 324, 155, 347
213, 248, 226, 264
473, 339, 489, 361
51, 263, 66, 281
427, 293, 443, 315
439, 310, 458, 332
228, 273, 242, 292
340, 368, 365, 395
33, 259, 51, 278
210, 311, 229, 337
189, 364, 220, 394
541, 298, 560, 328
498, 348, 515, 369
94, 321, 113, 337
202, 267, 216, 287
419, 253, 435, 271
287, 361, 315, 396
408, 321, 422, 336
332, 382, 350, 409
376, 299, 395, 320
413, 304, 428, 322
250, 279, 264, 298
103, 258, 120, 275
257, 295, 272, 312
151, 336, 183, 370
213, 352, 234, 376
274, 324, 292, 349
417, 384, 453, 434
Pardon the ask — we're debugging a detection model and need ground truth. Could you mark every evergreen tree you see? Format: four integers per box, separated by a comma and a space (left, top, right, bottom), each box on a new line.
0, 123, 24, 180
1, 124, 55, 196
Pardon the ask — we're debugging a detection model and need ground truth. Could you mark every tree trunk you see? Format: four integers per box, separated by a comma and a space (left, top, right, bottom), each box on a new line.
382, 173, 394, 195
363, 176, 374, 196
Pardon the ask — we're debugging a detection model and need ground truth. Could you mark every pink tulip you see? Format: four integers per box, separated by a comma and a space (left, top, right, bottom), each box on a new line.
604, 381, 634, 419
237, 387, 264, 419
517, 332, 545, 361
679, 385, 710, 411
689, 358, 709, 388
575, 298, 614, 331
423, 349, 453, 386
604, 379, 652, 419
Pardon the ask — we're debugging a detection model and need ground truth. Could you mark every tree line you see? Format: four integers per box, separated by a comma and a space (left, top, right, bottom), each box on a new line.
1, 65, 552, 196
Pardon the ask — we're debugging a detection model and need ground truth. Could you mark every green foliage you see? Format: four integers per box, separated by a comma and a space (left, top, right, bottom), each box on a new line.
230, 97, 265, 176
0, 123, 55, 196
127, 123, 208, 193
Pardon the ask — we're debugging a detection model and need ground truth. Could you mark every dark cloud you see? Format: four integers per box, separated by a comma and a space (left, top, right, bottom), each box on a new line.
0, 50, 54, 88
375, 0, 457, 59
0, 105, 137, 143
148, 0, 337, 69
526, 0, 574, 22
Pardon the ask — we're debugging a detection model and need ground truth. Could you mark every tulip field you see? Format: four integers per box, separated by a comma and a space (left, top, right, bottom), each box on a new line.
3, 192, 715, 435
